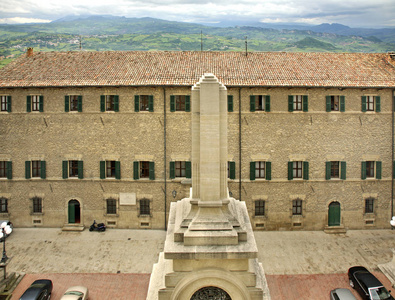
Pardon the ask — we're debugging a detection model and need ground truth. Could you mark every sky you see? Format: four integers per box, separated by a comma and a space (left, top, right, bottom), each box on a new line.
0, 0, 394, 28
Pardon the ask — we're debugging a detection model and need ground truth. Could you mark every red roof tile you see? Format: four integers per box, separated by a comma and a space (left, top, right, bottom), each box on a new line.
0, 51, 394, 88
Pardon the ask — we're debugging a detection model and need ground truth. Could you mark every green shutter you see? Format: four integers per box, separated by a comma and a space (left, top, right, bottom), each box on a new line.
229, 161, 236, 180
115, 161, 121, 179
27, 96, 31, 112
325, 162, 331, 180
361, 161, 367, 180
39, 96, 44, 112
170, 161, 175, 179
62, 161, 68, 179
288, 161, 293, 180
288, 95, 294, 112
78, 161, 84, 179
170, 95, 175, 112
265, 161, 271, 180
303, 161, 309, 180
228, 95, 233, 112
376, 96, 381, 112
77, 96, 82, 112
376, 161, 382, 179
326, 96, 331, 112
265, 95, 271, 112
340, 96, 345, 112
7, 96, 11, 112
341, 161, 347, 180
185, 95, 190, 112
185, 161, 191, 178
250, 162, 255, 181
100, 95, 105, 112
40, 160, 46, 179
6, 161, 12, 179
114, 95, 119, 112
65, 96, 70, 112
149, 162, 155, 180
100, 161, 106, 179
25, 161, 31, 179
134, 95, 140, 112
149, 95, 154, 112
302, 95, 308, 112
362, 96, 367, 112
133, 161, 139, 180
250, 95, 255, 112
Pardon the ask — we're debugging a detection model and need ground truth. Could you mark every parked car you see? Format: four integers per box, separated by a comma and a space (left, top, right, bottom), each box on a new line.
348, 266, 394, 300
330, 288, 357, 300
19, 279, 53, 300
60, 286, 89, 300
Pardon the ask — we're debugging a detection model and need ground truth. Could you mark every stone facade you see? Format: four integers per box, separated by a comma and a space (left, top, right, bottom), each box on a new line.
0, 51, 394, 231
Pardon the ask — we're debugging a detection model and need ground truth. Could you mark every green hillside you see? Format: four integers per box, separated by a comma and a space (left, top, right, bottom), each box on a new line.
0, 16, 394, 68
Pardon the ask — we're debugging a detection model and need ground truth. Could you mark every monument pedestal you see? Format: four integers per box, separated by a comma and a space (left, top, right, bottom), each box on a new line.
147, 197, 271, 300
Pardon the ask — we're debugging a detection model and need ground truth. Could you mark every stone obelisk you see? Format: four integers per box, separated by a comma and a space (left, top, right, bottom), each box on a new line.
147, 74, 270, 300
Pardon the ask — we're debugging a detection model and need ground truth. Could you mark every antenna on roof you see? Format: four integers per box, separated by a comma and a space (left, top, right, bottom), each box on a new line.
245, 36, 248, 56
201, 31, 203, 51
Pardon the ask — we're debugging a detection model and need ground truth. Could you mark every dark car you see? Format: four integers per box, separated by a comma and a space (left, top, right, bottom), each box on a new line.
348, 266, 394, 300
19, 279, 53, 300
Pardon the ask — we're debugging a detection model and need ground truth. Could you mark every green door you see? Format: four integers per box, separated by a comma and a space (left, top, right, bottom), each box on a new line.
68, 199, 80, 224
328, 202, 341, 226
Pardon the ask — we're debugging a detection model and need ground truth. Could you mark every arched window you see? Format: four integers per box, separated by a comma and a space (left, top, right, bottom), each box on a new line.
190, 286, 231, 300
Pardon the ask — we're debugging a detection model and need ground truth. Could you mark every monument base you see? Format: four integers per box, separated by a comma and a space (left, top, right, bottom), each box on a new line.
147, 197, 271, 300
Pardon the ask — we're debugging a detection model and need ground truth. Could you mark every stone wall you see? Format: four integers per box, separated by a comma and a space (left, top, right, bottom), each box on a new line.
0, 85, 393, 230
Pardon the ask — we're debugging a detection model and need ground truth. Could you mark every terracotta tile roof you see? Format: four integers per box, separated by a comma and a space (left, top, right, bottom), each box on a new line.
0, 51, 394, 88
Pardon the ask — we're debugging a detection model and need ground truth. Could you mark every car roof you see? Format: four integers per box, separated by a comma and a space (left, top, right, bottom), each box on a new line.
20, 279, 52, 299
332, 288, 357, 300
355, 271, 383, 287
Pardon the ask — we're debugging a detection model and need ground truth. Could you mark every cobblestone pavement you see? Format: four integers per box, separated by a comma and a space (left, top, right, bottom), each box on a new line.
5, 228, 395, 299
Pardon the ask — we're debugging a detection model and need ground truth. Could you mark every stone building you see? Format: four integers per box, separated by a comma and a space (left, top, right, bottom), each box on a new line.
0, 50, 394, 231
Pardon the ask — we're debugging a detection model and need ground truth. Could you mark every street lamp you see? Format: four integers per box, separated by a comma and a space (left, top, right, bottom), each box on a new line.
0, 221, 12, 264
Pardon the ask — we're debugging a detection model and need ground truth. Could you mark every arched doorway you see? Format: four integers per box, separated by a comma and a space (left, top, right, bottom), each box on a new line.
328, 202, 341, 226
68, 199, 81, 224
191, 286, 231, 300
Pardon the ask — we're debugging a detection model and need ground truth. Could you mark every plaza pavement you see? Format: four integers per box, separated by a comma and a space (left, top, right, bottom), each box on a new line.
5, 228, 395, 299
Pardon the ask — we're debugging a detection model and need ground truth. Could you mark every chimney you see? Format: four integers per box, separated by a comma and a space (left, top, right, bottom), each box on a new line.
27, 48, 34, 57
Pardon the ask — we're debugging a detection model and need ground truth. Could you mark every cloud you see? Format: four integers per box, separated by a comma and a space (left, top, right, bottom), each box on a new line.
0, 17, 52, 24
0, 0, 393, 27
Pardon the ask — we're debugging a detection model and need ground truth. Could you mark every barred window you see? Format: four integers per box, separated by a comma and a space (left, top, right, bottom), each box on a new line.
292, 199, 302, 215
139, 198, 150, 215
331, 161, 340, 178
32, 197, 42, 213
106, 198, 117, 215
255, 200, 265, 216
0, 197, 8, 213
365, 197, 374, 214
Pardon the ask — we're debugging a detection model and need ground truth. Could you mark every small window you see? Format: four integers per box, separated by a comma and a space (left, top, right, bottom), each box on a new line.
331, 161, 340, 178
106, 198, 117, 214
362, 96, 380, 112
140, 95, 150, 111
176, 95, 186, 111
293, 95, 303, 111
250, 95, 269, 111
228, 161, 236, 179
255, 161, 266, 179
255, 200, 265, 216
293, 161, 303, 179
175, 161, 186, 177
366, 161, 375, 178
331, 96, 340, 111
365, 197, 374, 214
292, 199, 302, 215
140, 161, 150, 178
66, 95, 82, 112
366, 96, 375, 111
170, 95, 190, 112
0, 96, 10, 112
32, 95, 41, 111
0, 197, 8, 213
100, 95, 119, 112
106, 161, 116, 178
0, 161, 6, 178
32, 196, 42, 213
32, 160, 41, 178
69, 160, 79, 177
139, 198, 150, 215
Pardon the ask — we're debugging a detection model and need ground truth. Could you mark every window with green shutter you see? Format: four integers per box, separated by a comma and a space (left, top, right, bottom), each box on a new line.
27, 96, 32, 112
133, 161, 139, 180
376, 161, 382, 179
115, 161, 121, 180
302, 95, 308, 112
340, 96, 345, 112
149, 162, 155, 180
185, 161, 191, 178
303, 161, 309, 180
228, 161, 236, 179
265, 161, 271, 180
65, 96, 70, 112
62, 161, 69, 179
170, 95, 175, 112
149, 95, 154, 112
25, 161, 31, 179
228, 95, 233, 112
1, 96, 11, 112
250, 95, 270, 112
40, 161, 46, 179
135, 95, 140, 112
66, 95, 82, 112
100, 161, 106, 179
376, 96, 381, 112
6, 161, 12, 179
326, 96, 344, 112
78, 161, 84, 179
340, 161, 346, 180
250, 162, 256, 180
171, 95, 190, 112
170, 161, 175, 179
39, 96, 44, 112
101, 95, 118, 112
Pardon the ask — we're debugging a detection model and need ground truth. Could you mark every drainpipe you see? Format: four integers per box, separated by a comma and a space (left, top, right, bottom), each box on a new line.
239, 87, 242, 201
392, 89, 394, 220
163, 87, 167, 230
